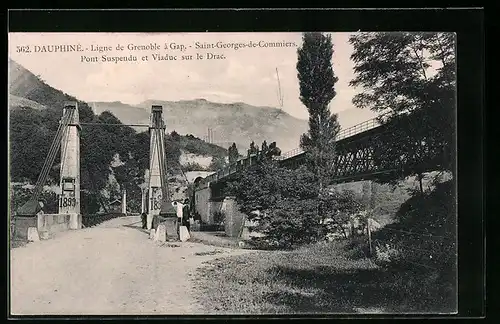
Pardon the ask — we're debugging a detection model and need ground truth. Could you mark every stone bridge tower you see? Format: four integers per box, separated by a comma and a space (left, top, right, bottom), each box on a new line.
58, 101, 82, 229
147, 105, 166, 230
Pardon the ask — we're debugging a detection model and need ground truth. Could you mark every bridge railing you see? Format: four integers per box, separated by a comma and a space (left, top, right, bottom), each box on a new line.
336, 116, 381, 141
275, 116, 382, 161
199, 115, 384, 185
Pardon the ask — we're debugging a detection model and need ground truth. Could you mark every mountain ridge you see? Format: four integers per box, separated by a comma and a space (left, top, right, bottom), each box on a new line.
9, 57, 378, 154
89, 98, 309, 152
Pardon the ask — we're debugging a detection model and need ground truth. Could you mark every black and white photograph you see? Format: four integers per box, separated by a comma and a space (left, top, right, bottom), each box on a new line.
8, 29, 458, 315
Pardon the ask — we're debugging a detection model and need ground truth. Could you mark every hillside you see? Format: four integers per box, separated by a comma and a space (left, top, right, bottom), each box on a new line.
90, 100, 379, 154
9, 58, 70, 110
9, 94, 47, 111
8, 59, 227, 162
91, 99, 309, 153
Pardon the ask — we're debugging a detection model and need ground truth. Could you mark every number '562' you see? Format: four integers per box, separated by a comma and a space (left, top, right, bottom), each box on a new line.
16, 46, 30, 53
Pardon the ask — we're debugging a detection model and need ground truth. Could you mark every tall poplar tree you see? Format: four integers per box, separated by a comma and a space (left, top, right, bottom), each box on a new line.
297, 32, 341, 194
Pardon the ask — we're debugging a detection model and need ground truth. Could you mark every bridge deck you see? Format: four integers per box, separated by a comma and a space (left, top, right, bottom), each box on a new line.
9, 216, 251, 315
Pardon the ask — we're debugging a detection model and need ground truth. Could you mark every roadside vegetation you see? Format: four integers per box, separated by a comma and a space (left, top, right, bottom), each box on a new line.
194, 31, 456, 314
194, 238, 455, 314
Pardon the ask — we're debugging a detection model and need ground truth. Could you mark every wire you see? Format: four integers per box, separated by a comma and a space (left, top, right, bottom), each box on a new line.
80, 122, 149, 127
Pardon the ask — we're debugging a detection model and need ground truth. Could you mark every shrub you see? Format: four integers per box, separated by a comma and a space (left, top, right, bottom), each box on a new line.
374, 243, 401, 267
182, 162, 207, 172
370, 179, 456, 273
254, 198, 322, 249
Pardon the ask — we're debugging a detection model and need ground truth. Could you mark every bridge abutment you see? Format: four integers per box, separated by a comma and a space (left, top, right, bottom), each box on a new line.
221, 196, 246, 237
194, 184, 212, 225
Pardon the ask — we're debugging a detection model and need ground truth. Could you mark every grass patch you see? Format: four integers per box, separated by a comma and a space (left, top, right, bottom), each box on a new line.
195, 249, 225, 256
190, 231, 241, 249
192, 240, 456, 314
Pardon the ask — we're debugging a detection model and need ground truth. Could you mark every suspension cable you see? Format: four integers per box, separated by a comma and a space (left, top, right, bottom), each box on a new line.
161, 127, 171, 200
31, 108, 75, 203
34, 109, 74, 197
158, 117, 170, 199
32, 112, 66, 190
154, 116, 169, 200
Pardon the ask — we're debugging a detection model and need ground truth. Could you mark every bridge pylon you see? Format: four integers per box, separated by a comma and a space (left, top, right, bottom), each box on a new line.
58, 102, 82, 229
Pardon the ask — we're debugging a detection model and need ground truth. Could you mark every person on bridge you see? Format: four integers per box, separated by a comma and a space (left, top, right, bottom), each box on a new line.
182, 198, 191, 232
172, 200, 184, 235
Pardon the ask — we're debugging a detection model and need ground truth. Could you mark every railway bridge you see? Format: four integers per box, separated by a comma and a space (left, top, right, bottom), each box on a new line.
192, 110, 451, 228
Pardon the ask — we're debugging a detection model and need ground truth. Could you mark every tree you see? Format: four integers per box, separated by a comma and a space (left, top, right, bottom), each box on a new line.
170, 130, 181, 141
228, 142, 239, 164
349, 32, 456, 183
321, 189, 364, 239
263, 141, 281, 159
249, 141, 258, 155
208, 156, 227, 171
225, 159, 319, 248
296, 32, 341, 210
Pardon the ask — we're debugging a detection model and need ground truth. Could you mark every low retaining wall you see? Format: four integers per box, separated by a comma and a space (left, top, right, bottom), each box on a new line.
12, 216, 37, 240
38, 214, 72, 235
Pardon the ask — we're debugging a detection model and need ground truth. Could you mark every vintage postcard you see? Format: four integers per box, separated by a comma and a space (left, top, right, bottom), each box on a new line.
9, 31, 457, 316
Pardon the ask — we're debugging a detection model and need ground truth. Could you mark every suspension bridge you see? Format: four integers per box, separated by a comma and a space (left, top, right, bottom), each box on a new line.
12, 102, 179, 243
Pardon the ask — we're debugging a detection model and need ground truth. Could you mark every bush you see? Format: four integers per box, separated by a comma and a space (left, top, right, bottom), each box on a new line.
371, 179, 456, 272
255, 198, 322, 249
374, 243, 401, 267
182, 162, 207, 172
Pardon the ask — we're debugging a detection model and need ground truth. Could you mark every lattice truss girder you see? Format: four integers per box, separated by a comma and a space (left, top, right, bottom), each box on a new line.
331, 130, 435, 179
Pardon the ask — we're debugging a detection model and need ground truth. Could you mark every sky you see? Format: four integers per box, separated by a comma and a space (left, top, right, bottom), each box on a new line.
8, 32, 377, 123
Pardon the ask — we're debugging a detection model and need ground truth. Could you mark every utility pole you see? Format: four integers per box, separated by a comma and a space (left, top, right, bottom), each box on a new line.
275, 68, 284, 117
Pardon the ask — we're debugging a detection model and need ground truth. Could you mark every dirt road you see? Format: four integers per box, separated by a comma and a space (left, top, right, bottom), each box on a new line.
10, 216, 251, 315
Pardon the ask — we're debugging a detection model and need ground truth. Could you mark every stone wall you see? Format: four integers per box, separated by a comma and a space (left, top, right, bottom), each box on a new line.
38, 214, 72, 235
221, 197, 246, 238
13, 213, 81, 241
